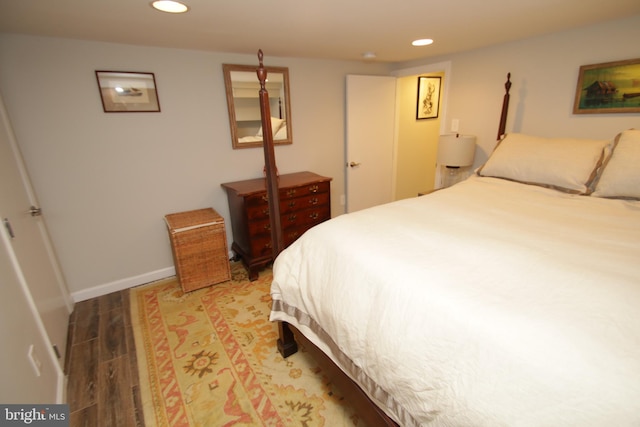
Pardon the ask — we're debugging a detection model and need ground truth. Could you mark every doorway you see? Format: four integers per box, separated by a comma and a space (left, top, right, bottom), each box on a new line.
393, 71, 445, 200
345, 61, 451, 211
391, 61, 451, 198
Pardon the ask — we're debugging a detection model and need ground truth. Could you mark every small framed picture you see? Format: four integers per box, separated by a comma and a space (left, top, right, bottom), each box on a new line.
95, 71, 161, 112
416, 76, 441, 120
573, 58, 640, 114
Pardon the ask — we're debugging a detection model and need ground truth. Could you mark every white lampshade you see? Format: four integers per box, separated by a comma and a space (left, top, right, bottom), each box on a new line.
437, 134, 476, 167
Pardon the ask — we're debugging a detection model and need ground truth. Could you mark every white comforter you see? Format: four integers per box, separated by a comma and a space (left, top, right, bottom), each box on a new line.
270, 176, 640, 427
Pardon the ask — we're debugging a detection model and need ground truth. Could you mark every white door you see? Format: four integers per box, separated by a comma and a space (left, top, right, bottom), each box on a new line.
0, 96, 72, 372
0, 219, 62, 402
346, 75, 397, 213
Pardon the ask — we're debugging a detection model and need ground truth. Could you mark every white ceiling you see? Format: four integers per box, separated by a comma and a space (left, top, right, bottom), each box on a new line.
1, 0, 639, 63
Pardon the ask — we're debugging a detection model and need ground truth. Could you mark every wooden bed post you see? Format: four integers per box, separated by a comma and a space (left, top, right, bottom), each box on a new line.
256, 50, 298, 358
277, 321, 298, 357
497, 72, 511, 140
256, 49, 284, 256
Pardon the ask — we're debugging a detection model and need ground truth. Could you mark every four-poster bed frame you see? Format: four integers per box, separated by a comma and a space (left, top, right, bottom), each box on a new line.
255, 51, 513, 426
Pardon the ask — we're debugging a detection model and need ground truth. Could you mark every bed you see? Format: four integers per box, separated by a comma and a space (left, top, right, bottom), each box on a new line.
237, 115, 288, 143
252, 53, 640, 426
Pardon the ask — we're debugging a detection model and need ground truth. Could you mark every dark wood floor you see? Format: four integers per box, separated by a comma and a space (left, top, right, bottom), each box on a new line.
65, 289, 144, 427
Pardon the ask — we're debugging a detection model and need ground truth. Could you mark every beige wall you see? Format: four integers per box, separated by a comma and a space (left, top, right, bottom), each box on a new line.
1, 13, 638, 299
0, 34, 390, 298
395, 72, 444, 199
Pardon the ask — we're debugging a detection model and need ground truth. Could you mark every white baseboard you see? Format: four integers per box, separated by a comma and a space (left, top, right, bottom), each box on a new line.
71, 266, 176, 302
57, 371, 67, 404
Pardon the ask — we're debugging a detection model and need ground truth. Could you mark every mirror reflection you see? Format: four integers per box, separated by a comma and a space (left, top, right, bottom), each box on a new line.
223, 64, 292, 149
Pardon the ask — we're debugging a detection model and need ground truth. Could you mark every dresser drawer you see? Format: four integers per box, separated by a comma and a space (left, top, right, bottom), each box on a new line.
280, 205, 330, 229
246, 204, 271, 221
248, 234, 274, 258
280, 192, 330, 214
245, 181, 330, 208
246, 192, 330, 220
246, 204, 330, 239
280, 181, 329, 200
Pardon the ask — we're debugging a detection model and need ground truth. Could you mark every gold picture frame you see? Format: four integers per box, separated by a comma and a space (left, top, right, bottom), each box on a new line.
573, 58, 640, 114
95, 71, 161, 112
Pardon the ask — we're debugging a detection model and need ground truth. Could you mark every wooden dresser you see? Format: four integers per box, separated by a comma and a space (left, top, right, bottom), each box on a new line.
221, 171, 332, 280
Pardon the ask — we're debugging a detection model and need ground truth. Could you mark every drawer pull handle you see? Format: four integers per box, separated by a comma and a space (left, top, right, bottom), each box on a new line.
309, 185, 319, 193
309, 212, 319, 220
288, 214, 297, 222
261, 195, 269, 202
262, 209, 270, 216
309, 197, 318, 205
287, 189, 297, 197
288, 201, 296, 208
264, 224, 271, 231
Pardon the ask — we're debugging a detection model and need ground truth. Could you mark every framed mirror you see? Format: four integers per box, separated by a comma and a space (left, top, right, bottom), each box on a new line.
223, 64, 293, 149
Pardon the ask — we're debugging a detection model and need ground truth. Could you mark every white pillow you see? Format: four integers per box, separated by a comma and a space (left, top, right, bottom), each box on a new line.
274, 123, 287, 140
591, 129, 640, 200
256, 116, 285, 137
477, 133, 612, 194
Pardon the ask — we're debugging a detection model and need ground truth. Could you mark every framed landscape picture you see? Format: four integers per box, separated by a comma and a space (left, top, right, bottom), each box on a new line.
573, 58, 640, 114
95, 71, 161, 112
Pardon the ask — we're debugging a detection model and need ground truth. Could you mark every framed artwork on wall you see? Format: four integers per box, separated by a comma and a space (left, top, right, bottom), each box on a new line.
95, 71, 161, 112
573, 58, 640, 114
416, 76, 441, 120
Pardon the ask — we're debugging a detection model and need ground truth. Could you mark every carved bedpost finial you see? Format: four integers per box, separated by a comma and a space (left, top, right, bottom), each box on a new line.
257, 49, 267, 90
497, 72, 512, 140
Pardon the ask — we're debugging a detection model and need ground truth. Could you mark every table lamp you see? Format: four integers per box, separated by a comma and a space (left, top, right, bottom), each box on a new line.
437, 133, 476, 188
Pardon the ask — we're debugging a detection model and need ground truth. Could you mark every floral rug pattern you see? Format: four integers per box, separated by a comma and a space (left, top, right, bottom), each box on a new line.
130, 262, 365, 427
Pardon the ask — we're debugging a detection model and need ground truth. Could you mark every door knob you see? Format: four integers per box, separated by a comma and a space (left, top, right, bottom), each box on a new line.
349, 161, 361, 168
28, 205, 42, 217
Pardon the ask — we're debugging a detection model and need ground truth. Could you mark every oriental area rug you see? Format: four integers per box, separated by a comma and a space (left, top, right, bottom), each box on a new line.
130, 262, 366, 427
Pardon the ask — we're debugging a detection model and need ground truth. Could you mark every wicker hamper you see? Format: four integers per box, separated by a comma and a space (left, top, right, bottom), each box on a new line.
164, 208, 231, 292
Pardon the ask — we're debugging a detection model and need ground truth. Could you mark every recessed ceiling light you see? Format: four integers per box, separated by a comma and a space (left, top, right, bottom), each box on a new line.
362, 52, 377, 60
151, 0, 189, 13
412, 39, 434, 47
